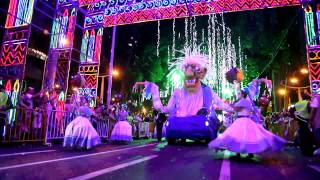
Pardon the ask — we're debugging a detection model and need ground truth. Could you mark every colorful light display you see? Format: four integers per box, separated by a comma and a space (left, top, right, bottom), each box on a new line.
5, 0, 35, 28
1, 0, 35, 81
50, 8, 77, 49
303, 2, 320, 94
78, 64, 99, 107
80, 28, 103, 63
305, 6, 316, 46
165, 15, 245, 99
100, 0, 300, 27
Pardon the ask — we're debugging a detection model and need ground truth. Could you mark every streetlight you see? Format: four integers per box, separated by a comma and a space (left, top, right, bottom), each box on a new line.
99, 69, 120, 103
142, 107, 147, 114
278, 88, 286, 96
300, 68, 308, 74
290, 77, 298, 84
112, 69, 119, 77
61, 37, 68, 46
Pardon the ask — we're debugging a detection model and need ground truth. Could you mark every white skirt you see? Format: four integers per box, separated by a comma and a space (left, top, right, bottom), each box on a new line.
63, 116, 101, 149
110, 121, 133, 142
209, 117, 286, 154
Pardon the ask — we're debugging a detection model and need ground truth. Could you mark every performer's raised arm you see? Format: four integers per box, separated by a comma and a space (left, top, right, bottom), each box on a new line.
133, 81, 176, 114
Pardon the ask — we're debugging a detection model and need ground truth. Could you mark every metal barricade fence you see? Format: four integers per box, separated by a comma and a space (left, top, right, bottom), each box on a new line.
89, 116, 109, 139
132, 122, 151, 138
2, 108, 47, 143
1, 108, 111, 145
45, 110, 74, 144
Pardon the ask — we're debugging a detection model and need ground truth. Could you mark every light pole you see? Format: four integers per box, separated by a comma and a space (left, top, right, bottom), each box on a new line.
98, 69, 119, 104
107, 25, 117, 109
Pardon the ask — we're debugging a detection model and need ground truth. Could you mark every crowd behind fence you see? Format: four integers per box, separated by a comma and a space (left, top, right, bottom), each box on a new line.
2, 108, 110, 145
2, 108, 297, 145
1, 108, 154, 145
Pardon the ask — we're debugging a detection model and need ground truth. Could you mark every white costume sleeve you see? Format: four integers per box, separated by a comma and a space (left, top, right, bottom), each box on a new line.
211, 91, 233, 112
149, 82, 176, 113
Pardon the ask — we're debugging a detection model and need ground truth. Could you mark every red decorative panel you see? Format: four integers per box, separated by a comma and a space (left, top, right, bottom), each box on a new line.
310, 63, 320, 81
79, 64, 98, 89
83, 74, 97, 88
0, 26, 30, 79
0, 43, 27, 66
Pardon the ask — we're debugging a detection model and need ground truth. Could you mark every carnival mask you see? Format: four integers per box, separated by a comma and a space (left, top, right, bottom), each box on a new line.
183, 62, 206, 91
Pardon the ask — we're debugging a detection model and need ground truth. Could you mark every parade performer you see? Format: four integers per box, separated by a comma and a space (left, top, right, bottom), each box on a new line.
0, 85, 13, 143
63, 105, 100, 149
109, 104, 133, 143
134, 50, 232, 143
311, 94, 320, 156
209, 69, 286, 157
227, 68, 272, 125
292, 93, 314, 156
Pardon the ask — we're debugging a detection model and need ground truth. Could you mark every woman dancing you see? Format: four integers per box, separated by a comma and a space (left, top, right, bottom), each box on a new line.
109, 104, 133, 143
209, 68, 286, 157
209, 91, 286, 157
63, 105, 101, 150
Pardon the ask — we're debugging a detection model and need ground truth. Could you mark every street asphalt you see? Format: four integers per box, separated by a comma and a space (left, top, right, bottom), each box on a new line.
0, 140, 319, 180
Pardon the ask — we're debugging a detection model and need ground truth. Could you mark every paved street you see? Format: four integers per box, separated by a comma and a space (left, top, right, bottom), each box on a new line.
0, 140, 319, 180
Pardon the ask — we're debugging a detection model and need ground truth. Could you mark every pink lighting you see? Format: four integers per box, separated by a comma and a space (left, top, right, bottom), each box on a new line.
5, 0, 18, 27
102, 0, 300, 27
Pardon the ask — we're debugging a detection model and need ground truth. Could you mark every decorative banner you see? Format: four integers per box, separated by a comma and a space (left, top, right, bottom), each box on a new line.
44, 2, 78, 94
99, 0, 300, 27
309, 46, 320, 94
80, 28, 103, 63
0, 25, 31, 80
50, 8, 77, 49
78, 64, 99, 107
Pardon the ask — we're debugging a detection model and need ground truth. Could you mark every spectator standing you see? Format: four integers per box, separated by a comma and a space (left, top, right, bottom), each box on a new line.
310, 95, 320, 156
0, 85, 13, 143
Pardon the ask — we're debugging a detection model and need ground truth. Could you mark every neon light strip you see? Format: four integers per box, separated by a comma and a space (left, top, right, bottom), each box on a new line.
305, 7, 316, 46
8, 80, 20, 123
80, 30, 89, 62
15, 0, 26, 26
67, 8, 76, 47
50, 19, 58, 48
15, 0, 34, 26
93, 28, 103, 62
24, 0, 35, 26
317, 10, 320, 43
5, 0, 18, 27
59, 9, 69, 48
87, 29, 96, 63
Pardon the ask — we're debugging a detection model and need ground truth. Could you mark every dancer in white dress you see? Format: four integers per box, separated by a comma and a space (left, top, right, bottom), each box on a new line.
209, 91, 286, 157
63, 105, 101, 149
110, 104, 133, 143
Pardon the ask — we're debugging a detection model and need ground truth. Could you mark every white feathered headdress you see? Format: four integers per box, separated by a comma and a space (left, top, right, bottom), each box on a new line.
169, 47, 209, 70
